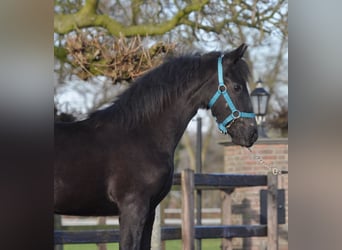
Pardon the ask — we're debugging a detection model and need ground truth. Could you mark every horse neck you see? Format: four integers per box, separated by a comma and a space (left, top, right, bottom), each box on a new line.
141, 70, 215, 154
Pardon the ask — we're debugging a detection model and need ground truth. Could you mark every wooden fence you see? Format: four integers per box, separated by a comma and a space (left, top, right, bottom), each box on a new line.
55, 170, 281, 250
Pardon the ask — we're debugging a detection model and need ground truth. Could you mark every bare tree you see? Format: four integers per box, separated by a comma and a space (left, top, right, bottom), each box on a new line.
55, 0, 288, 130
54, 0, 287, 39
54, 0, 287, 80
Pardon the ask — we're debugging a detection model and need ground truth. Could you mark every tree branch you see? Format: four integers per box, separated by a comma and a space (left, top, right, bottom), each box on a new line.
54, 0, 209, 36
54, 46, 69, 63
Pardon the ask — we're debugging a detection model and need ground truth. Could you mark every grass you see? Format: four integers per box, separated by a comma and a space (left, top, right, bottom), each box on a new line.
62, 239, 222, 250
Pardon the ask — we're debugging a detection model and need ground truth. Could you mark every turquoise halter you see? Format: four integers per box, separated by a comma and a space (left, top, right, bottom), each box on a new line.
208, 55, 255, 134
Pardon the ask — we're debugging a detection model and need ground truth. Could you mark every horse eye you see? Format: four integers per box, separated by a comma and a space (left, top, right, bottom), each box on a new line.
234, 84, 242, 91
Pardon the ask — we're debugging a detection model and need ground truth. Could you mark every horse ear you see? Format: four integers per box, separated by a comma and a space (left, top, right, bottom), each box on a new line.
229, 43, 248, 63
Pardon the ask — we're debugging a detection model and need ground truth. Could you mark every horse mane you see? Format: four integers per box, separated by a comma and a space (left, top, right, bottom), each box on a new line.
88, 50, 249, 129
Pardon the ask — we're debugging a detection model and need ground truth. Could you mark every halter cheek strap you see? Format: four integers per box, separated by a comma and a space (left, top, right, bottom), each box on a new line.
208, 55, 255, 134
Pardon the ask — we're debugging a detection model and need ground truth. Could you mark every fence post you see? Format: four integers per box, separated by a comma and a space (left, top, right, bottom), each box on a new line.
221, 188, 235, 250
54, 215, 63, 250
267, 171, 278, 250
181, 169, 195, 250
97, 217, 107, 250
196, 117, 202, 250
151, 204, 161, 250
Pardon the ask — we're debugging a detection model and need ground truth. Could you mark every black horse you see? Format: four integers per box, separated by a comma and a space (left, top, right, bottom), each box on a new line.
54, 44, 258, 250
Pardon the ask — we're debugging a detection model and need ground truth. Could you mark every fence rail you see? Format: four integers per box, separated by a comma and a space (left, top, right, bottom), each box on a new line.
172, 173, 267, 188
55, 225, 267, 245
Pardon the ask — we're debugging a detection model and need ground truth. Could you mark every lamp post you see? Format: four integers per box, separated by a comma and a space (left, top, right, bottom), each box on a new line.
250, 79, 270, 138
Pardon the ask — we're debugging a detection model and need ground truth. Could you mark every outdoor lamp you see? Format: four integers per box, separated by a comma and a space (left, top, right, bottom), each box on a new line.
250, 79, 270, 137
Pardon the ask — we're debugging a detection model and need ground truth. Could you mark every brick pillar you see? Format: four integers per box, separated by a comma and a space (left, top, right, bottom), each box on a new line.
220, 139, 288, 250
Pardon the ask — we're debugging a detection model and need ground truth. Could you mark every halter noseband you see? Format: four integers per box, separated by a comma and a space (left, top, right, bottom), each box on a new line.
208, 55, 255, 134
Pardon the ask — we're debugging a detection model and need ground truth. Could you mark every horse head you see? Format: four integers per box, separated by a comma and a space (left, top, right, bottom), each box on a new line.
207, 44, 258, 147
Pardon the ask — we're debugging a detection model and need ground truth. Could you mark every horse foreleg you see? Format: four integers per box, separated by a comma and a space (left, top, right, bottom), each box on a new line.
140, 209, 155, 250
118, 200, 149, 250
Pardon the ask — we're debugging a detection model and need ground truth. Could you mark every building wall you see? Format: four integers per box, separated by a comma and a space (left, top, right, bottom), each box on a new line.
221, 139, 288, 250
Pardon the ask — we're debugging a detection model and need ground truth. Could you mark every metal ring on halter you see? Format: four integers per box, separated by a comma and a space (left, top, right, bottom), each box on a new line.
232, 110, 241, 119
218, 85, 226, 92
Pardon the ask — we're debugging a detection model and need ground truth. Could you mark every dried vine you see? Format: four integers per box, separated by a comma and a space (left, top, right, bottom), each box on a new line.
65, 32, 175, 82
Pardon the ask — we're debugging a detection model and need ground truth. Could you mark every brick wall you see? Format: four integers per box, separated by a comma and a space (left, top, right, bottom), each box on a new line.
220, 139, 288, 250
